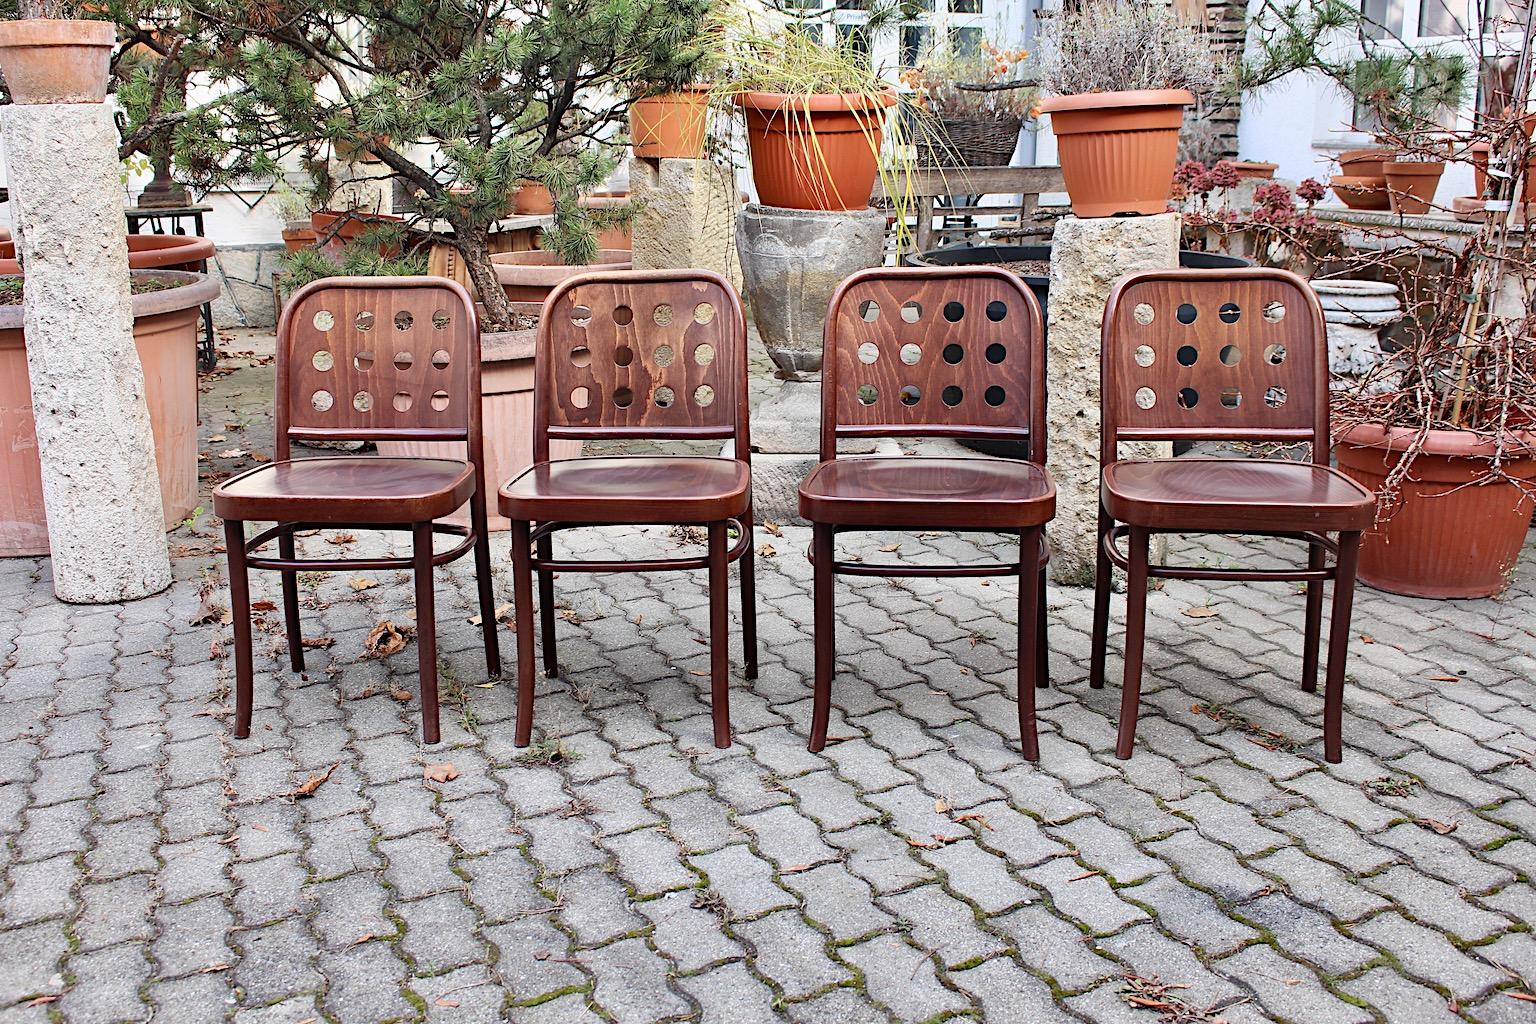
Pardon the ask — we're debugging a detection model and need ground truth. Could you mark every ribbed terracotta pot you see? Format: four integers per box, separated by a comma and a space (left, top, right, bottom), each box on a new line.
0, 232, 213, 274
0, 19, 115, 104
735, 89, 896, 211
1037, 89, 1194, 218
491, 249, 632, 303
630, 87, 710, 159
1383, 160, 1445, 214
1335, 424, 1536, 598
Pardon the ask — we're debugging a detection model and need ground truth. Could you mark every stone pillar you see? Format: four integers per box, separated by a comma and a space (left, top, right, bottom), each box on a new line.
629, 157, 741, 291
1045, 213, 1180, 586
1, 103, 172, 602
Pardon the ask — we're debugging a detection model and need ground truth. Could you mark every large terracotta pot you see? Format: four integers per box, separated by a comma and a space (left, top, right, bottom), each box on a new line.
0, 19, 115, 104
0, 232, 213, 274
0, 270, 221, 557
1468, 142, 1536, 202
631, 87, 710, 159
1037, 89, 1194, 218
1335, 423, 1536, 598
491, 249, 632, 303
513, 182, 555, 215
311, 209, 405, 257
282, 226, 318, 252
579, 194, 632, 250
1382, 160, 1445, 214
1338, 147, 1392, 178
1330, 175, 1391, 211
734, 89, 897, 211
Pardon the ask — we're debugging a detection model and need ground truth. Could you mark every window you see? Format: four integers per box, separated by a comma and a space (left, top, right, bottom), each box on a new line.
1417, 0, 1464, 35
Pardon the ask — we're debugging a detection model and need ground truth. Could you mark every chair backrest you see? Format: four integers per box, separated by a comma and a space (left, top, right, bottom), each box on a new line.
534, 269, 750, 462
1100, 268, 1330, 467
276, 276, 482, 465
820, 266, 1047, 463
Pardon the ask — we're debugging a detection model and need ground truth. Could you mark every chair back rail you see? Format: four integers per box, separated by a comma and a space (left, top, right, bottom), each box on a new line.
534, 269, 750, 462
819, 266, 1046, 463
1099, 268, 1329, 466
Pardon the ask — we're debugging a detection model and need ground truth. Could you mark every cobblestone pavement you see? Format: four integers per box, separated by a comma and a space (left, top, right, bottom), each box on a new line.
2, 338, 1536, 1023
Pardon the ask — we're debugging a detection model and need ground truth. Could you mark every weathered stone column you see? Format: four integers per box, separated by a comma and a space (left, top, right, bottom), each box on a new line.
1046, 213, 1179, 586
2, 102, 172, 601
630, 157, 741, 291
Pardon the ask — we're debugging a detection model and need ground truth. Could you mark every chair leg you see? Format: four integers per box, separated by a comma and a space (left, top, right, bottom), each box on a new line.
739, 508, 759, 681
707, 521, 732, 749
1036, 565, 1049, 689
511, 520, 537, 747
810, 524, 835, 753
1017, 526, 1042, 762
278, 524, 304, 673
536, 533, 558, 678
1323, 532, 1362, 765
1114, 526, 1151, 760
1301, 538, 1325, 694
412, 522, 441, 745
224, 519, 254, 739
1090, 510, 1114, 690
471, 502, 502, 680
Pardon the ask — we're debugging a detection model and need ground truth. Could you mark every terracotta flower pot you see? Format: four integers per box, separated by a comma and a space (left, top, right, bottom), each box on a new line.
282, 226, 318, 252
1230, 161, 1278, 180
310, 209, 406, 258
579, 193, 632, 250
0, 232, 213, 274
1468, 141, 1535, 202
1334, 423, 1536, 598
513, 182, 555, 215
630, 87, 710, 159
0, 270, 221, 557
0, 19, 115, 104
734, 89, 897, 211
1036, 89, 1194, 218
1337, 147, 1392, 178
491, 249, 632, 303
1330, 175, 1391, 211
1382, 160, 1445, 214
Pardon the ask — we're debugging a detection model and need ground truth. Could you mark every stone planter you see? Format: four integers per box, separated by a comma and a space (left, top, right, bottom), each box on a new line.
0, 270, 220, 557
374, 328, 581, 530
491, 249, 632, 303
737, 203, 885, 379
1310, 279, 1400, 376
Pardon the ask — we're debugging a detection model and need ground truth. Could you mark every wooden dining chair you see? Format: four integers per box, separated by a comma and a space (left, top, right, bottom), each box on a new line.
214, 277, 500, 744
798, 267, 1056, 758
1091, 268, 1375, 764
499, 269, 756, 749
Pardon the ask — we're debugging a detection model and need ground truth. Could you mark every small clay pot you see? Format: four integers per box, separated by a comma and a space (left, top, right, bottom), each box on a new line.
1382, 160, 1445, 214
1230, 161, 1278, 180
1330, 175, 1391, 211
630, 86, 710, 159
513, 181, 555, 215
0, 19, 115, 104
1337, 147, 1392, 178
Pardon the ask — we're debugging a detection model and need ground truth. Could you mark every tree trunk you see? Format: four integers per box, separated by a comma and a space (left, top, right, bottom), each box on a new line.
18, 0, 73, 19
455, 228, 517, 331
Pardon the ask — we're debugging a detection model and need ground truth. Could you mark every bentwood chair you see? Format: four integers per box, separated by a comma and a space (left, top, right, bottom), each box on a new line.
1091, 268, 1375, 764
799, 267, 1056, 758
214, 277, 501, 744
499, 269, 757, 749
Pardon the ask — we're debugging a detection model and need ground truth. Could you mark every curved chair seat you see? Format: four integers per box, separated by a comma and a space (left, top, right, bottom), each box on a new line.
500, 456, 751, 524
1102, 458, 1373, 533
214, 456, 475, 524
800, 457, 1056, 529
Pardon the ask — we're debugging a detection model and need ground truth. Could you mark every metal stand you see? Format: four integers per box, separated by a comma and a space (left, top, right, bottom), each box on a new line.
125, 204, 217, 371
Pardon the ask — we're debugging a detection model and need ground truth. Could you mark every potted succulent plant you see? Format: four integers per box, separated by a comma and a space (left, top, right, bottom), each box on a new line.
902, 39, 1034, 168
1032, 0, 1223, 218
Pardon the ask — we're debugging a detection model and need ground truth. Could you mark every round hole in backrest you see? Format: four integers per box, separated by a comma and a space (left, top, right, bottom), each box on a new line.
900, 301, 922, 323
1220, 345, 1241, 366
986, 300, 1008, 322
393, 391, 413, 413
1219, 302, 1241, 324
899, 343, 921, 365
311, 390, 333, 412
943, 300, 964, 323
985, 343, 1007, 364
942, 385, 963, 407
1263, 343, 1287, 365
1265, 386, 1288, 407
430, 390, 450, 412
899, 384, 921, 407
859, 299, 880, 322
1221, 387, 1242, 409
571, 386, 591, 409
1135, 387, 1156, 410
693, 302, 715, 325
655, 344, 675, 368
1177, 387, 1199, 409
857, 342, 879, 365
1176, 303, 1198, 325
856, 384, 879, 406
393, 351, 414, 371
312, 310, 335, 332
943, 343, 964, 365
1263, 301, 1287, 323
354, 352, 374, 372
613, 305, 634, 326
693, 384, 715, 407
432, 309, 452, 330
431, 349, 451, 370
654, 386, 676, 408
614, 346, 634, 367
694, 342, 716, 366
394, 310, 414, 332
1177, 345, 1199, 366
571, 345, 593, 368
1133, 302, 1155, 326
653, 303, 673, 327
984, 385, 1006, 407
613, 386, 634, 408
570, 304, 592, 328
353, 391, 373, 413
1134, 345, 1156, 367
312, 349, 334, 371
355, 310, 375, 332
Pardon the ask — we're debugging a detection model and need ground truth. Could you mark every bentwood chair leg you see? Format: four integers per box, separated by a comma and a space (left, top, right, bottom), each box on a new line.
810, 524, 835, 753
1036, 565, 1049, 689
1018, 526, 1042, 762
1301, 538, 1326, 694
536, 533, 558, 678
224, 519, 255, 739
278, 525, 304, 673
1323, 532, 1361, 764
707, 521, 732, 748
739, 508, 759, 681
412, 522, 441, 745
1115, 526, 1151, 760
470, 501, 502, 679
511, 520, 537, 747
1090, 510, 1114, 691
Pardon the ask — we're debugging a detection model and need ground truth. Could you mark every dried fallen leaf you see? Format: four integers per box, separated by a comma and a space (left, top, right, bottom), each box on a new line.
301, 636, 335, 649
190, 577, 230, 626
215, 448, 249, 459
954, 812, 994, 830
1360, 634, 1376, 644
349, 932, 377, 947
757, 543, 777, 558
1507, 993, 1536, 1004
435, 998, 461, 1008
351, 577, 377, 592
389, 687, 412, 703
327, 532, 357, 545
198, 962, 230, 974
284, 762, 339, 799
364, 620, 414, 659
469, 602, 513, 626
1429, 674, 1460, 682
1416, 817, 1458, 835
423, 762, 460, 784
25, 995, 59, 1007
934, 798, 951, 814
251, 599, 277, 612
1069, 870, 1102, 882
1181, 606, 1220, 619
879, 543, 901, 553
207, 434, 227, 444
764, 520, 783, 536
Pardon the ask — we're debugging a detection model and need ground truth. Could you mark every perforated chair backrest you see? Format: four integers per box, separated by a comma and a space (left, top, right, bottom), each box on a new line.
276, 277, 482, 465
1100, 268, 1329, 467
819, 266, 1047, 463
534, 269, 750, 462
